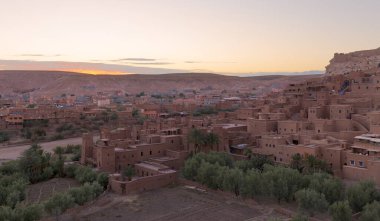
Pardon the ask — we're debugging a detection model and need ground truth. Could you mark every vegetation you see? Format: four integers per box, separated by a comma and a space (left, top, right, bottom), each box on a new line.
0, 132, 9, 143
290, 153, 332, 174
187, 129, 219, 153
183, 152, 380, 220
121, 166, 135, 181
0, 144, 108, 220
360, 201, 380, 221
136, 91, 145, 97
295, 188, 328, 216
329, 200, 352, 221
192, 106, 218, 116
346, 180, 378, 212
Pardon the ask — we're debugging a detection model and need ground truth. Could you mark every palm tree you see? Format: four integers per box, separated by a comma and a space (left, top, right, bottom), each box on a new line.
290, 153, 304, 173
204, 133, 219, 151
187, 128, 206, 153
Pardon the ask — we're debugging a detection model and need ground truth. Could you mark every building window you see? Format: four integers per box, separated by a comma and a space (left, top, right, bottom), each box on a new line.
150, 150, 152, 155
141, 152, 143, 156
350, 160, 355, 166
359, 161, 364, 167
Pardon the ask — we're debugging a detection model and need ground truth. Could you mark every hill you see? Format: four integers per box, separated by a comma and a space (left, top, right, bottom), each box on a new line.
0, 71, 321, 96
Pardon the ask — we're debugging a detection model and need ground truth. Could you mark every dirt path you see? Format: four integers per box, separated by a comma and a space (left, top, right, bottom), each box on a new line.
0, 136, 97, 161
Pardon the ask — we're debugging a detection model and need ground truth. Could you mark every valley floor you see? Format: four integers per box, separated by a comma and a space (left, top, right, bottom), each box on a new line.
57, 185, 291, 221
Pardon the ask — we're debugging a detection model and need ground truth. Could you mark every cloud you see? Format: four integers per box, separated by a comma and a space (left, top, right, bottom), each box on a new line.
0, 59, 185, 75
184, 60, 236, 64
18, 54, 62, 57
185, 61, 202, 64
129, 62, 173, 65
109, 58, 174, 65
112, 58, 157, 62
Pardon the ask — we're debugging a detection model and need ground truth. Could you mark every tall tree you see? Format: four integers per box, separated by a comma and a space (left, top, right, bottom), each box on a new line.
187, 129, 206, 153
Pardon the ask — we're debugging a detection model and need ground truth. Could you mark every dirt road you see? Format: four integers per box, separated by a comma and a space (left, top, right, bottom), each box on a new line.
0, 136, 95, 161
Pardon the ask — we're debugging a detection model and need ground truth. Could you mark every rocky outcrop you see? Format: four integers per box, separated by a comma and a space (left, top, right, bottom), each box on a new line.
325, 47, 380, 76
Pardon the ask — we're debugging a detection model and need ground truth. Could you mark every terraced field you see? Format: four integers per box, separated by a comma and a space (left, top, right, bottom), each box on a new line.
26, 178, 80, 203
66, 186, 289, 221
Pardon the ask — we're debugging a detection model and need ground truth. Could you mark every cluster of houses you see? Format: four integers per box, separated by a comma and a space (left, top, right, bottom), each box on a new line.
79, 68, 380, 194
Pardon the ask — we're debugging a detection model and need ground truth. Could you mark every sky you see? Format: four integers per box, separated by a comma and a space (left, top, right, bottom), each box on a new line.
1, 0, 380, 75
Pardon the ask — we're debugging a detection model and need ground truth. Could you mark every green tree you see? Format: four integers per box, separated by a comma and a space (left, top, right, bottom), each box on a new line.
187, 128, 206, 153
0, 132, 9, 143
204, 133, 219, 150
132, 109, 140, 118
290, 153, 304, 173
182, 154, 203, 180
196, 161, 223, 189
360, 201, 380, 221
222, 168, 243, 196
44, 192, 75, 220
97, 173, 109, 189
347, 181, 378, 212
110, 112, 118, 121
53, 146, 64, 156
14, 203, 43, 221
307, 173, 344, 204
303, 155, 331, 174
329, 200, 352, 221
18, 144, 51, 183
240, 169, 263, 198
243, 148, 253, 158
68, 182, 102, 205
74, 166, 97, 184
263, 165, 303, 202
121, 166, 135, 181
295, 188, 328, 216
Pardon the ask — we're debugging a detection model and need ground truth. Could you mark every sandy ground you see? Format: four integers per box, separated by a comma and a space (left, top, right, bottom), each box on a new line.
0, 136, 97, 162
55, 186, 290, 221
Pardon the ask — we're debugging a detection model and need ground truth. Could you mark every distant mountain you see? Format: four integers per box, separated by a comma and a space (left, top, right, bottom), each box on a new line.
0, 70, 321, 96
239, 70, 324, 77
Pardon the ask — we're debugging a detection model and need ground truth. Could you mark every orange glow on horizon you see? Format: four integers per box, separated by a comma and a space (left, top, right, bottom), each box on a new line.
60, 69, 131, 75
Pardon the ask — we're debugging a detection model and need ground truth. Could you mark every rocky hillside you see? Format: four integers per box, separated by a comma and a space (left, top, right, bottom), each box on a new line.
325, 47, 380, 76
0, 71, 321, 96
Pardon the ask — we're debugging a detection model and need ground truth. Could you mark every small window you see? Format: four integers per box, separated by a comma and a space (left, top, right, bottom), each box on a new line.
150, 150, 152, 155
350, 160, 355, 166
359, 161, 364, 167
141, 152, 143, 156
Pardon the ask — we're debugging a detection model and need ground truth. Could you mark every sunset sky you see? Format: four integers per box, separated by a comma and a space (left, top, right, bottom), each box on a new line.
1, 0, 380, 75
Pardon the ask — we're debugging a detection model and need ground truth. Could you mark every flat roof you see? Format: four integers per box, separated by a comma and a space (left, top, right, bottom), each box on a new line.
355, 134, 380, 143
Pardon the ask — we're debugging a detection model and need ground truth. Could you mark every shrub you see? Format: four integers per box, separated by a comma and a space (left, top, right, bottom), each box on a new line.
329, 200, 352, 221
44, 192, 75, 217
97, 173, 109, 189
295, 188, 328, 216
